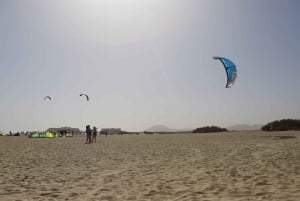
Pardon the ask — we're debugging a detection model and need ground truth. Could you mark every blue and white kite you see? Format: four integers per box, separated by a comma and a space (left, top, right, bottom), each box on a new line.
213, 56, 237, 88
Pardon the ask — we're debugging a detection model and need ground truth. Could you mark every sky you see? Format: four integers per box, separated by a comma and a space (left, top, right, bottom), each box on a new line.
0, 0, 300, 132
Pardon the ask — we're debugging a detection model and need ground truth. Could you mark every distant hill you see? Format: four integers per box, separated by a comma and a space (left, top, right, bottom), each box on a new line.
262, 119, 300, 131
193, 126, 227, 133
145, 125, 191, 132
147, 124, 263, 132
227, 124, 263, 131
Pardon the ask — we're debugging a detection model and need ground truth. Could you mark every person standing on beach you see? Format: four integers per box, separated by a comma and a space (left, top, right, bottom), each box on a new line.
85, 125, 92, 144
92, 126, 97, 143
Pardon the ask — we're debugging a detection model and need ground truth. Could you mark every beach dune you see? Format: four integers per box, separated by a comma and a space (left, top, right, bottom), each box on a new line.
0, 131, 300, 201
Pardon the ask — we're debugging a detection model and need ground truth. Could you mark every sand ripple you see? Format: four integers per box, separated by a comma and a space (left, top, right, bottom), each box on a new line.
0, 131, 300, 201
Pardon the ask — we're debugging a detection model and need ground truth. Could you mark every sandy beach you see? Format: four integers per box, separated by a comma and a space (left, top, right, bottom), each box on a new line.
0, 131, 300, 201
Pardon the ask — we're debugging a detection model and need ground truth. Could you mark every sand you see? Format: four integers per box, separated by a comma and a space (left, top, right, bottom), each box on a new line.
0, 131, 300, 201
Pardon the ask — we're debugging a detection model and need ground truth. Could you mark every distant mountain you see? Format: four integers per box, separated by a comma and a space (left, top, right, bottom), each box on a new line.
145, 125, 191, 132
147, 124, 263, 132
146, 125, 175, 132
227, 124, 263, 131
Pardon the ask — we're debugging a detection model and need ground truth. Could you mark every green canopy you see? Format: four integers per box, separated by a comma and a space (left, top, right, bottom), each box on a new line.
28, 131, 55, 138
0, 131, 8, 136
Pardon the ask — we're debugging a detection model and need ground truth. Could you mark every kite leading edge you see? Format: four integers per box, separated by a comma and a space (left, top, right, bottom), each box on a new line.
213, 56, 237, 88
80, 94, 89, 101
43, 96, 52, 101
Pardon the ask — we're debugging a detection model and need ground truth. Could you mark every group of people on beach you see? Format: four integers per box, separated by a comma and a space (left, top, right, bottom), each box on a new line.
85, 125, 97, 144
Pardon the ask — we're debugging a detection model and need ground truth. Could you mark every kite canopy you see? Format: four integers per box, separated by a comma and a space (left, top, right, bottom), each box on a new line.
80, 94, 89, 101
28, 132, 55, 138
43, 96, 52, 101
213, 56, 237, 88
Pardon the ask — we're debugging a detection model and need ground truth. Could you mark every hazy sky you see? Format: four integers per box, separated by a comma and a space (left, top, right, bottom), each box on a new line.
1, 0, 300, 132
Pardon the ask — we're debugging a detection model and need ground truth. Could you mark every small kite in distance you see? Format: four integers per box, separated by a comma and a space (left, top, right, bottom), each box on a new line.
80, 94, 89, 101
43, 96, 52, 101
213, 56, 237, 88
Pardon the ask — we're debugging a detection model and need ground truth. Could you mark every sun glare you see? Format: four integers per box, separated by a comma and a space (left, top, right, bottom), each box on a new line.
66, 0, 185, 44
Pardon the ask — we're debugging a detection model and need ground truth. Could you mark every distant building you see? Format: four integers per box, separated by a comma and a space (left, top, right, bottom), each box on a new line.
100, 128, 122, 135
46, 127, 82, 137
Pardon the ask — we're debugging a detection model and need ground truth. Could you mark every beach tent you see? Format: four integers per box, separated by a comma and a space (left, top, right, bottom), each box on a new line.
28, 131, 55, 138
0, 131, 8, 136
